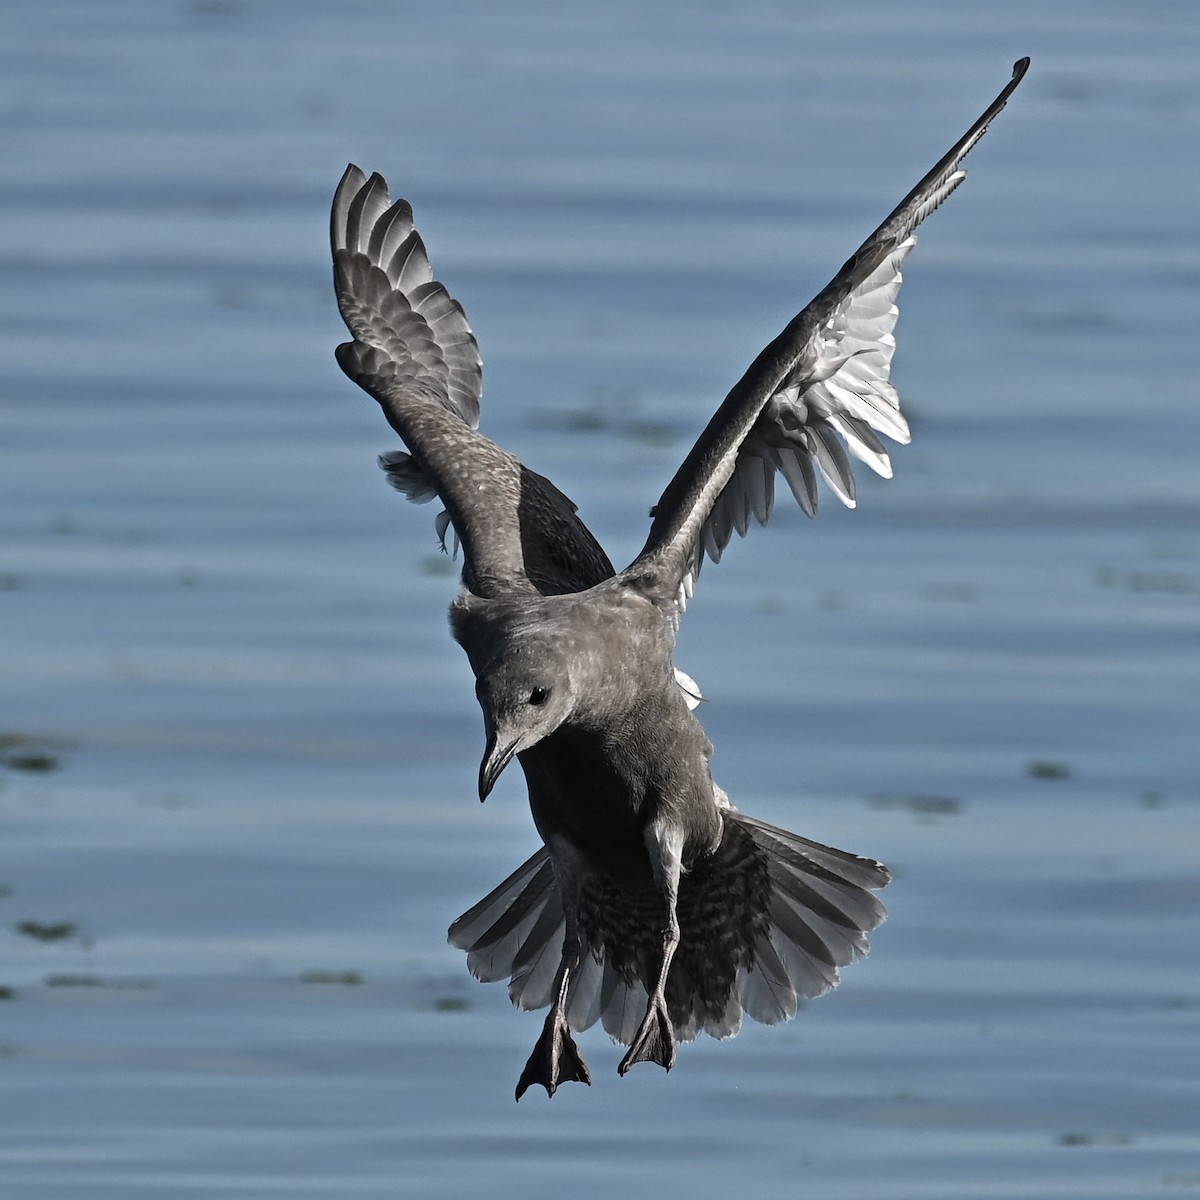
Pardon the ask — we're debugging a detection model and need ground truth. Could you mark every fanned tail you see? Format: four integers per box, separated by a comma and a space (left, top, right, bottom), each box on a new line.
448, 809, 889, 1047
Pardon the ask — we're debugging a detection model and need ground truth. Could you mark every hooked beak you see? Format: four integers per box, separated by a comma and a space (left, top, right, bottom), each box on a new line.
478, 727, 519, 802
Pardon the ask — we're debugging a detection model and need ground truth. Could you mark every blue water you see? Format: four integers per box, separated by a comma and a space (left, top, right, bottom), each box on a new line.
2, 2, 1198, 1196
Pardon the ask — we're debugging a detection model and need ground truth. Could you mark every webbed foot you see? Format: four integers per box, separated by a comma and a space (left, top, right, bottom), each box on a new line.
515, 1011, 592, 1100
617, 993, 676, 1076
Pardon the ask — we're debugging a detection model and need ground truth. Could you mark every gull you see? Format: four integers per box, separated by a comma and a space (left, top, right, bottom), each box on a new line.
330, 57, 1028, 1099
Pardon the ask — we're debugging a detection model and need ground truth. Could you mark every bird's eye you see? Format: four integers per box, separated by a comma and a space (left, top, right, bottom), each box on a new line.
528, 686, 549, 706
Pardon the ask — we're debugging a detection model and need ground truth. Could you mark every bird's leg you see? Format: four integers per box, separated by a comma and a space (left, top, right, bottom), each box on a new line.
514, 929, 591, 1100
618, 822, 684, 1076
515, 840, 591, 1100
617, 908, 679, 1074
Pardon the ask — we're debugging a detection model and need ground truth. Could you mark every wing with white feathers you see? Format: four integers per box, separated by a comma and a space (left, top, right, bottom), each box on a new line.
701, 237, 914, 565
630, 58, 1029, 606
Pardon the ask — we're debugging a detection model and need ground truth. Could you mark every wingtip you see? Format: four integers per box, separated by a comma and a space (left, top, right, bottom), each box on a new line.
331, 164, 369, 252
1012, 56, 1031, 81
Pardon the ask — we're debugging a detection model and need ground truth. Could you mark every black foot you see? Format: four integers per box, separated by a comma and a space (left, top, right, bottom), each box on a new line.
515, 1012, 592, 1100
617, 993, 676, 1076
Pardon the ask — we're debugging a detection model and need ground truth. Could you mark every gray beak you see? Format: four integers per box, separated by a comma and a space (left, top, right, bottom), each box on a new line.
479, 728, 518, 802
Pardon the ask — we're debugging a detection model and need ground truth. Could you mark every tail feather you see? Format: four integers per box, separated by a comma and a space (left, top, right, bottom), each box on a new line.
741, 929, 798, 1025
771, 878, 872, 967
506, 898, 566, 1012
563, 950, 605, 1031
599, 966, 650, 1045
765, 891, 842, 1000
446, 808, 890, 1048
448, 849, 556, 984
744, 813, 890, 896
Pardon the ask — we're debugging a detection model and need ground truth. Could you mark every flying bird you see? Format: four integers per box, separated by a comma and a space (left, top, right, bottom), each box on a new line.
330, 57, 1028, 1099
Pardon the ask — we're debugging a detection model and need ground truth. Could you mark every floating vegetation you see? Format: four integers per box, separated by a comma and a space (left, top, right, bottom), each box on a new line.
920, 581, 980, 604
1055, 1131, 1135, 1147
299, 969, 364, 986
1160, 995, 1200, 1011
1027, 760, 1070, 781
529, 389, 677, 447
0, 732, 76, 774
420, 554, 458, 577
0, 986, 14, 1001
434, 995, 469, 1013
869, 793, 962, 817
619, 419, 677, 448
44, 974, 153, 990
755, 594, 788, 616
4, 753, 58, 773
15, 920, 82, 943
1094, 566, 1200, 595
536, 406, 606, 433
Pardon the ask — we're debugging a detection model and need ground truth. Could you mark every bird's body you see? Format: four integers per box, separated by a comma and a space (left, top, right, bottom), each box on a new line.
453, 582, 709, 856
330, 58, 1028, 1098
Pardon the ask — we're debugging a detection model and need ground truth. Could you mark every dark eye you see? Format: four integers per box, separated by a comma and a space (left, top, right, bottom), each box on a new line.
528, 686, 549, 706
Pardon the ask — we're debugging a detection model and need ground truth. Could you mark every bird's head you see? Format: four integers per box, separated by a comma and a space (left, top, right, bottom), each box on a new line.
474, 638, 575, 801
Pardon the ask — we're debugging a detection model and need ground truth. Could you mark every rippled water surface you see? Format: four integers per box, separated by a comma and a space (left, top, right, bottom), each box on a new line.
2, 2, 1198, 1197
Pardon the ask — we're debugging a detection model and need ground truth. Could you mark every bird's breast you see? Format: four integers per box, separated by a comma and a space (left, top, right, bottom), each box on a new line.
519, 696, 719, 860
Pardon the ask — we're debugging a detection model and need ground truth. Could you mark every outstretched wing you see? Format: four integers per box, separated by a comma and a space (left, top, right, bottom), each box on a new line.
626, 58, 1029, 605
332, 166, 614, 597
